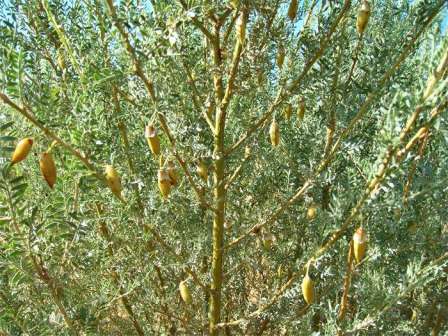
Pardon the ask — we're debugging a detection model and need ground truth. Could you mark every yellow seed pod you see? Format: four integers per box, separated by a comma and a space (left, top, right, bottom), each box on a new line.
356, 0, 371, 35
244, 146, 251, 158
197, 160, 208, 182
269, 119, 280, 147
179, 280, 192, 305
158, 169, 171, 200
301, 273, 315, 305
230, 0, 239, 9
11, 138, 33, 164
105, 165, 123, 200
353, 227, 368, 263
411, 309, 418, 322
39, 152, 57, 189
262, 232, 274, 250
145, 124, 161, 156
297, 98, 305, 121
276, 45, 285, 69
166, 160, 178, 186
287, 0, 298, 21
307, 205, 317, 220
284, 103, 292, 120
236, 11, 247, 45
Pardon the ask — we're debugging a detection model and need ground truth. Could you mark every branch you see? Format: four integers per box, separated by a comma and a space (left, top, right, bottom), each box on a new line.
5, 177, 79, 334
338, 241, 354, 322
218, 96, 447, 329
0, 93, 103, 182
114, 91, 145, 213
345, 34, 364, 84
178, 0, 214, 41
322, 2, 444, 173
225, 180, 312, 250
220, 10, 246, 117
344, 252, 448, 335
225, 0, 351, 156
179, 57, 215, 133
104, 0, 212, 211
98, 216, 145, 336
157, 113, 215, 211
223, 11, 238, 45
224, 148, 251, 190
323, 44, 344, 158
224, 8, 441, 251
41, 0, 84, 82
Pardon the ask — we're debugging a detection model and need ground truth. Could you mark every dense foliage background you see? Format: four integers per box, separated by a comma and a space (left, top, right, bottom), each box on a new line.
0, 0, 447, 335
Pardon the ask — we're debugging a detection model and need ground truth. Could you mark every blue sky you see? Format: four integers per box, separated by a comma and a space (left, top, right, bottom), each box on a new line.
0, 1, 447, 33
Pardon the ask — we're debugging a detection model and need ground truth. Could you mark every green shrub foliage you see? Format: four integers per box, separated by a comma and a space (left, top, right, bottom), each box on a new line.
0, 0, 447, 335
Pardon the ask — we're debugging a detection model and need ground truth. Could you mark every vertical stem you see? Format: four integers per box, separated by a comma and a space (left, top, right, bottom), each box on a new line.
338, 241, 354, 321
402, 125, 429, 205
209, 21, 226, 336
324, 42, 343, 159
431, 306, 444, 336
209, 112, 226, 335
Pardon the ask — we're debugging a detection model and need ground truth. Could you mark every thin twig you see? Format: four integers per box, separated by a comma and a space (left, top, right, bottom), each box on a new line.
217, 94, 448, 329
104, 0, 213, 211
346, 34, 364, 84
338, 241, 354, 321
5, 180, 79, 334
402, 131, 429, 205
95, 204, 146, 335
224, 3, 445, 251
0, 93, 103, 182
344, 252, 448, 335
324, 41, 344, 159
177, 0, 215, 42
225, 0, 352, 156
224, 150, 252, 190
179, 57, 215, 133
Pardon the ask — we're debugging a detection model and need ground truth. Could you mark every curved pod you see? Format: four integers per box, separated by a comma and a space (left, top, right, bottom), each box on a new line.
302, 273, 315, 305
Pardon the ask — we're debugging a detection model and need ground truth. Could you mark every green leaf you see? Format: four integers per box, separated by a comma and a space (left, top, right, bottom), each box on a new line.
0, 121, 14, 131
9, 176, 25, 184
0, 135, 16, 142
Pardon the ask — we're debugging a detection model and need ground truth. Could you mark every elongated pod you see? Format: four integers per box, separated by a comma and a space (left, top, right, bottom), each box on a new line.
11, 138, 33, 164
40, 152, 57, 188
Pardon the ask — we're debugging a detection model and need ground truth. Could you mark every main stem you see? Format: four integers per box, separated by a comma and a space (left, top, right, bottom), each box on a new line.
209, 111, 226, 335
209, 19, 227, 334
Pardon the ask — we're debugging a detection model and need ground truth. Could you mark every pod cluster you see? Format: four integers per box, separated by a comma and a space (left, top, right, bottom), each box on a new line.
11, 138, 57, 189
